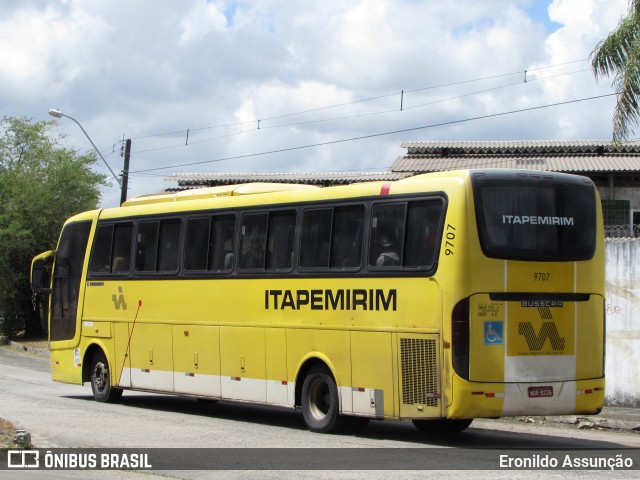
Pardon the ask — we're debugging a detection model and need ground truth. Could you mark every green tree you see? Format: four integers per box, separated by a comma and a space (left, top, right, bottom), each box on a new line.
0, 116, 106, 338
591, 0, 640, 142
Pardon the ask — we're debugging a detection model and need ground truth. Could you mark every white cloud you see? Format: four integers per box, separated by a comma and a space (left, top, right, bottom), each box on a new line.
0, 0, 630, 207
179, 1, 228, 44
0, 3, 111, 101
546, 0, 626, 63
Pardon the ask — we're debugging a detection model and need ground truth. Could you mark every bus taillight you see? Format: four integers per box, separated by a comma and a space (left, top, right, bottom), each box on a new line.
452, 298, 470, 380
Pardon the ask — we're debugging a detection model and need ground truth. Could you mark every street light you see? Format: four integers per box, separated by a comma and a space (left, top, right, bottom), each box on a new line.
48, 109, 126, 201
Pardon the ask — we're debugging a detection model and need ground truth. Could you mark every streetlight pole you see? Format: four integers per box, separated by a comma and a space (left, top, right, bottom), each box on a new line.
48, 108, 128, 203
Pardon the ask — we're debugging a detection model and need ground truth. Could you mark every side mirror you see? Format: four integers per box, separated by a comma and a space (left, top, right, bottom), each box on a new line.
31, 251, 54, 293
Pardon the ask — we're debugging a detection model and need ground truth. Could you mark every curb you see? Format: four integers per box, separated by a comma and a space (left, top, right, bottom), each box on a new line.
514, 414, 640, 433
8, 341, 49, 358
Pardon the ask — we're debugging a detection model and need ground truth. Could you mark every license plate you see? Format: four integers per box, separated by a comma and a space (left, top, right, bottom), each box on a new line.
528, 386, 553, 398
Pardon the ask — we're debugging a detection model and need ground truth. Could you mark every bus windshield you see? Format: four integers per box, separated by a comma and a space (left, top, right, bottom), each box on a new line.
473, 173, 597, 261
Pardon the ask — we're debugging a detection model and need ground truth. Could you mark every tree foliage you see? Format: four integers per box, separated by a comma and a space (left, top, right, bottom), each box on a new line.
591, 0, 640, 142
0, 116, 106, 338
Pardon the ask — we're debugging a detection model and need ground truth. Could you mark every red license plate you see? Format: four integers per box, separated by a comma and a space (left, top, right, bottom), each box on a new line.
528, 386, 553, 398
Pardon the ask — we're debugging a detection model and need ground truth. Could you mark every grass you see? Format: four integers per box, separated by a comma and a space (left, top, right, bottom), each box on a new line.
0, 417, 17, 448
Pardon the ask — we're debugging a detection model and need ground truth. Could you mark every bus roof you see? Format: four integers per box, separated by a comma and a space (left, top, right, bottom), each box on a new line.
122, 182, 320, 207
101, 172, 473, 219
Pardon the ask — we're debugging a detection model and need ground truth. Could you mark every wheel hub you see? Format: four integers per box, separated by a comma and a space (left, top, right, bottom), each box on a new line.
93, 363, 107, 391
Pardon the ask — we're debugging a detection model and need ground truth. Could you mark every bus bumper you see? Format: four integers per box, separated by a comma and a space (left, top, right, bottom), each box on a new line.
448, 375, 605, 419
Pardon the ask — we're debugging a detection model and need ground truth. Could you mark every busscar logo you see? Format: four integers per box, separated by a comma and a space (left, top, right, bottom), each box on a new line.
521, 299, 562, 321
518, 322, 565, 351
521, 300, 564, 308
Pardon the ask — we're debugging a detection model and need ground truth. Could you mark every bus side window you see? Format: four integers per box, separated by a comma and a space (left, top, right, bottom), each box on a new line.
157, 220, 182, 272
185, 218, 211, 271
239, 213, 268, 270
404, 200, 442, 268
89, 224, 114, 273
111, 223, 133, 273
300, 208, 332, 269
136, 221, 159, 272
209, 215, 235, 272
331, 206, 364, 269
185, 216, 235, 273
369, 204, 405, 267
266, 211, 296, 270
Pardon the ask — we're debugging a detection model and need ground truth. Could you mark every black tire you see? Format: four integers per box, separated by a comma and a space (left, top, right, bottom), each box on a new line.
301, 365, 349, 433
412, 418, 472, 433
90, 350, 123, 403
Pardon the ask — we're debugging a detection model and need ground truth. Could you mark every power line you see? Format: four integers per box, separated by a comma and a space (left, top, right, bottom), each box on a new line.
131, 67, 594, 155
129, 92, 616, 175
126, 59, 591, 143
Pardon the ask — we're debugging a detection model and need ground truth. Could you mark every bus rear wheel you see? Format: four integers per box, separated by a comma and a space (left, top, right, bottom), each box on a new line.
412, 418, 472, 433
90, 350, 123, 403
301, 365, 349, 433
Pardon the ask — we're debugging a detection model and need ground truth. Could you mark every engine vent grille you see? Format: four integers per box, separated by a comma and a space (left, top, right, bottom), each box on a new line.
400, 338, 439, 406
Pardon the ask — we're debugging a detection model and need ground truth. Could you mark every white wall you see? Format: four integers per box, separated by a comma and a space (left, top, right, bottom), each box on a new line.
604, 238, 640, 407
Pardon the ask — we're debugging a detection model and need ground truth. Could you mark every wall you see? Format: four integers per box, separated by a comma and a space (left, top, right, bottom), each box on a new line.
604, 238, 640, 407
596, 184, 640, 210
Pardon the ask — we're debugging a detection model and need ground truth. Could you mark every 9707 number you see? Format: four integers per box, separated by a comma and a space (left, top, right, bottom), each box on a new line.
444, 224, 456, 255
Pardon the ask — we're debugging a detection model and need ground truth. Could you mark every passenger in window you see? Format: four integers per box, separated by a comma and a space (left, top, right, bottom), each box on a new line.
224, 252, 233, 269
376, 231, 400, 266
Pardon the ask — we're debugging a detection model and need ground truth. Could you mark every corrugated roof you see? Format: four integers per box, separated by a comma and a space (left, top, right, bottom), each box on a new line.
169, 171, 409, 186
400, 140, 640, 154
393, 140, 640, 173
392, 154, 640, 173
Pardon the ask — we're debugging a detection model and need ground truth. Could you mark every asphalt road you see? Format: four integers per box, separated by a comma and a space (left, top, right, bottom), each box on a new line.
1, 346, 638, 479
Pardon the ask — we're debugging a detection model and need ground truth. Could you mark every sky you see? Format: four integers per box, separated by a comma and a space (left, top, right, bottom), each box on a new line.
0, 0, 630, 207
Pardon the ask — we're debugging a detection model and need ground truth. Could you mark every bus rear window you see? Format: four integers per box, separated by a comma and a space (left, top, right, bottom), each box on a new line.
473, 178, 596, 261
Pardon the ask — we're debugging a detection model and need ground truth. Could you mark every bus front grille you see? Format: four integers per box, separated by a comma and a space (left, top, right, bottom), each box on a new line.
400, 337, 439, 407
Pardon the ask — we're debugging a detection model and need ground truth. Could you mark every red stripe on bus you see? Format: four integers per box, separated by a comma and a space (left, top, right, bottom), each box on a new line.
380, 181, 392, 195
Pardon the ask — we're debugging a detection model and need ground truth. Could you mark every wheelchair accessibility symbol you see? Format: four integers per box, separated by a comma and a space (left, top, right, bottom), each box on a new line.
484, 321, 503, 345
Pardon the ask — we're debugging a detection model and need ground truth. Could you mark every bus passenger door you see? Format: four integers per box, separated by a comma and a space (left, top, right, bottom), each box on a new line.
49, 222, 91, 345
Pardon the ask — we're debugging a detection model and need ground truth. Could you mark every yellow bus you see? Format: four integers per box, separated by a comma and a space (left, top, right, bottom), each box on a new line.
31, 169, 605, 433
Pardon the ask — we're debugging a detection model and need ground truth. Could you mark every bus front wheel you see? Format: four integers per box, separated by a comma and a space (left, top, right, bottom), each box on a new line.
90, 350, 123, 403
301, 365, 348, 433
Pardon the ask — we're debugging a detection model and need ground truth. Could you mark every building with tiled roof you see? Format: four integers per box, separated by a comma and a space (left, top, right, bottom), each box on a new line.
395, 140, 640, 175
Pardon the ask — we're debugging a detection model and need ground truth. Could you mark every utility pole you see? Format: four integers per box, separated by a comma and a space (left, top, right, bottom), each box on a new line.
120, 138, 131, 205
